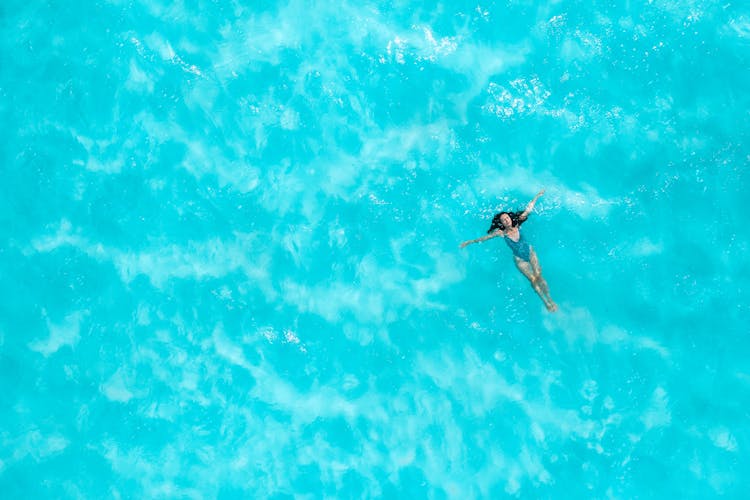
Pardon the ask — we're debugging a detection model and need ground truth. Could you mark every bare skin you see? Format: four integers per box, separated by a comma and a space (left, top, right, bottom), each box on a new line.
460, 189, 558, 312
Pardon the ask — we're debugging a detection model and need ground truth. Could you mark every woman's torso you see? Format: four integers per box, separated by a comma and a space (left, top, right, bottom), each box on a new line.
503, 228, 532, 261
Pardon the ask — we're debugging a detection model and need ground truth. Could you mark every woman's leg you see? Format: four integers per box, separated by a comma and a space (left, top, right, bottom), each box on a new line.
529, 250, 557, 311
514, 257, 553, 309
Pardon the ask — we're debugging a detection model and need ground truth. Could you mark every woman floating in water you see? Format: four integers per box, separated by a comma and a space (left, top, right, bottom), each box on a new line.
460, 189, 558, 312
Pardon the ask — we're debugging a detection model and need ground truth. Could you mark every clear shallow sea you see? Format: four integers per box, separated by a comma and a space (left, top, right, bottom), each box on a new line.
2, 0, 750, 497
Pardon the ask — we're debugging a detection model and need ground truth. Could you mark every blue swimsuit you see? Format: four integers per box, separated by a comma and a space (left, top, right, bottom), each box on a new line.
504, 232, 532, 262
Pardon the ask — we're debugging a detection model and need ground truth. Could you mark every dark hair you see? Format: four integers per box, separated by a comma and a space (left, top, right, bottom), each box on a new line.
488, 211, 525, 233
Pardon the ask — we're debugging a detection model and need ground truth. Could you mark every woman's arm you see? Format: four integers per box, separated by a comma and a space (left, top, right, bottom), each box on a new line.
460, 230, 503, 248
520, 189, 545, 220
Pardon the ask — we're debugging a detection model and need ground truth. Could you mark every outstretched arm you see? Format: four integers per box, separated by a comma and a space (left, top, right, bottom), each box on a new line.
520, 189, 545, 220
460, 230, 503, 249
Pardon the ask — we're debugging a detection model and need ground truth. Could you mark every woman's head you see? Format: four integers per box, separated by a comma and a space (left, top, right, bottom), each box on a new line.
488, 211, 523, 233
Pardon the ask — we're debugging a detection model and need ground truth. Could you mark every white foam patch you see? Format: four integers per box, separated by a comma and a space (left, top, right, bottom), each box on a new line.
560, 30, 603, 62
249, 360, 361, 422
83, 156, 124, 174
376, 22, 528, 118
136, 304, 151, 326
182, 81, 220, 123
530, 422, 546, 443
420, 26, 458, 60
44, 434, 71, 456
417, 348, 524, 416
31, 222, 275, 296
212, 4, 305, 72
385, 26, 459, 64
29, 311, 85, 357
641, 386, 671, 430
125, 59, 155, 93
281, 250, 464, 333
255, 161, 310, 216
599, 326, 670, 358
708, 427, 738, 452
135, 112, 260, 193
212, 325, 252, 370
113, 235, 270, 289
441, 42, 530, 120
519, 398, 597, 440
649, 0, 713, 23
279, 107, 300, 130
72, 133, 125, 174
282, 329, 306, 352
136, 346, 206, 420
411, 252, 465, 305
294, 435, 382, 493
282, 280, 370, 323
518, 445, 552, 485
484, 77, 551, 118
320, 157, 368, 200
360, 120, 454, 164
137, 32, 202, 76
580, 379, 599, 401
726, 16, 750, 38
342, 374, 360, 392
100, 440, 197, 497
543, 306, 670, 358
73, 116, 174, 175
11, 430, 70, 461
101, 369, 136, 403
260, 326, 278, 343
481, 73, 651, 144
629, 237, 664, 257
268, 119, 462, 207
413, 347, 604, 492
328, 223, 351, 252
143, 32, 175, 60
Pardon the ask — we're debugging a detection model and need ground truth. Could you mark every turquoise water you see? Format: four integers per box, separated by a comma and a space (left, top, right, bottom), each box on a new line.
2, 0, 750, 497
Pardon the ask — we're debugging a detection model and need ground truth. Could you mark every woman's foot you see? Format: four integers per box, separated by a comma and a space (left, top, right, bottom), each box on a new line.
545, 301, 558, 313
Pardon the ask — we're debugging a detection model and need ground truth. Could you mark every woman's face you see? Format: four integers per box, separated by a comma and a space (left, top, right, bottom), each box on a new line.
500, 213, 512, 228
